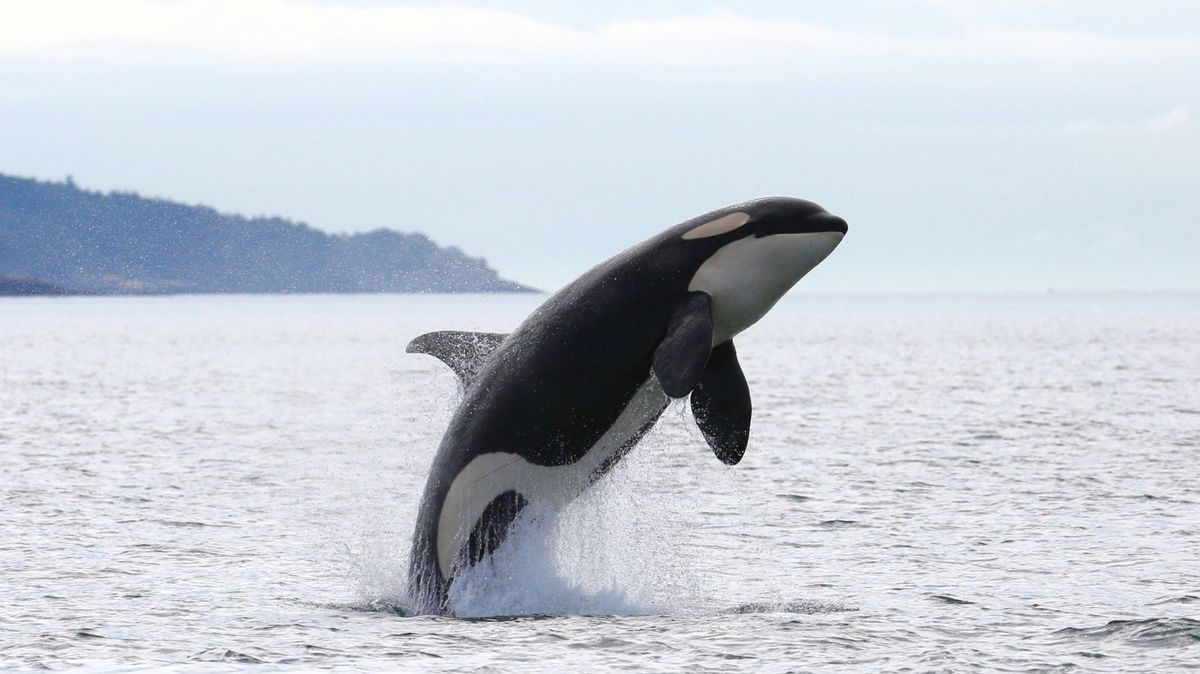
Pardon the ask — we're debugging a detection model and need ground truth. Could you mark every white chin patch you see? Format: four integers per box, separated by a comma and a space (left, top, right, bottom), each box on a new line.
681, 212, 750, 240
688, 231, 844, 343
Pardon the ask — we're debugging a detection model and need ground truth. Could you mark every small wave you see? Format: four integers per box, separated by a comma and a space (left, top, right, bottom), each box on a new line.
971, 432, 1006, 440
1148, 594, 1199, 606
191, 648, 267, 663
929, 594, 974, 605
817, 519, 862, 528
728, 600, 854, 615
1052, 617, 1200, 648
116, 518, 231, 528
325, 599, 412, 617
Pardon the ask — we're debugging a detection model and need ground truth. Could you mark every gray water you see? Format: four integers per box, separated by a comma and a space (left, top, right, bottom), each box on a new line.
1, 292, 1197, 672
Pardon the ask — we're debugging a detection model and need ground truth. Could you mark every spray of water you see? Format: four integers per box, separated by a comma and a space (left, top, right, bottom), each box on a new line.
341, 402, 714, 616
344, 399, 844, 617
445, 448, 707, 617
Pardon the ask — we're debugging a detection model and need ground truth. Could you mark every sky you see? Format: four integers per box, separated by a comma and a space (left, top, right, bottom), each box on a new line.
1, 0, 1197, 291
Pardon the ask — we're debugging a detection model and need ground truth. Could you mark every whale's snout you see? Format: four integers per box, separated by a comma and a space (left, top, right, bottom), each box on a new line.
801, 229, 846, 275
801, 208, 849, 237
810, 211, 848, 236
815, 229, 846, 258
799, 211, 846, 263
799, 211, 846, 264
748, 199, 848, 239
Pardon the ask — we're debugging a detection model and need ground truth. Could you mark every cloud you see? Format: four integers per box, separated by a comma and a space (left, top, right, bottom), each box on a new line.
600, 11, 887, 55
1, 0, 1196, 72
1064, 105, 1195, 134
1142, 105, 1193, 131
1064, 118, 1103, 135
0, 1, 581, 63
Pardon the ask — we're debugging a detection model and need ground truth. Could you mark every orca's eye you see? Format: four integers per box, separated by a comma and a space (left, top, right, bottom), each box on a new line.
681, 212, 750, 240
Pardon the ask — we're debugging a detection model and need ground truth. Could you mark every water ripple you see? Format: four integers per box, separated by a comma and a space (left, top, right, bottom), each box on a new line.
3, 293, 1199, 672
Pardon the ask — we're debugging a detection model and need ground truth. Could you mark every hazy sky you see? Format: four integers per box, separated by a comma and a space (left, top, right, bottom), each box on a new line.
1, 0, 1197, 291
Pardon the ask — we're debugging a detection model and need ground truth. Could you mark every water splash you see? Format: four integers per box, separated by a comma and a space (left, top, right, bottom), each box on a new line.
446, 450, 708, 617
446, 504, 649, 617
345, 419, 723, 618
347, 399, 800, 618
343, 532, 412, 614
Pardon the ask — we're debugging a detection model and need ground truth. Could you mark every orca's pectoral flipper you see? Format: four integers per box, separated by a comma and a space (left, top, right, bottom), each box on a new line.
652, 291, 713, 399
407, 330, 508, 384
690, 340, 751, 465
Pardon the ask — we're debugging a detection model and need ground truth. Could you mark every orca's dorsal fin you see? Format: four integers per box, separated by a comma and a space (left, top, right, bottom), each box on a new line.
690, 339, 751, 465
407, 331, 508, 384
652, 291, 714, 399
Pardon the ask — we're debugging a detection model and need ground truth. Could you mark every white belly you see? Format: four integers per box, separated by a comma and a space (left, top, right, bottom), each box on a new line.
435, 378, 669, 576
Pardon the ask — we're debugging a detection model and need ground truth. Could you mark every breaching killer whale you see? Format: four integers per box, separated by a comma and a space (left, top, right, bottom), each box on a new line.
405, 197, 847, 614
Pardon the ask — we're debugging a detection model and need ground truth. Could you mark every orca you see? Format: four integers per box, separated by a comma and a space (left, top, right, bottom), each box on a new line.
405, 197, 847, 614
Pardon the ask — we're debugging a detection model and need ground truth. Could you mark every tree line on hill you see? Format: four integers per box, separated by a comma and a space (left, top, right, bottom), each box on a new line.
0, 173, 531, 295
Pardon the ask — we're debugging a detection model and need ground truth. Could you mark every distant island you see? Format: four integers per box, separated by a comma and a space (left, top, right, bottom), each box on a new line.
0, 173, 532, 295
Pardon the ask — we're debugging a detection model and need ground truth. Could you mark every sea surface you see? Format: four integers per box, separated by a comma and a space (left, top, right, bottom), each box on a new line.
1, 292, 1198, 672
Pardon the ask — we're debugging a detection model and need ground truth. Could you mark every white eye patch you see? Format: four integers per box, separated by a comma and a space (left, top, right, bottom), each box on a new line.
681, 211, 750, 240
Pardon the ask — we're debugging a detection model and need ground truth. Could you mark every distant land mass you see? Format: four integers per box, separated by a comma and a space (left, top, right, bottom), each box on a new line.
0, 173, 532, 295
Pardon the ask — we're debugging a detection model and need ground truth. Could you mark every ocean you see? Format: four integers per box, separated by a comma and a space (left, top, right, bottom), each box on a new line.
2, 292, 1197, 672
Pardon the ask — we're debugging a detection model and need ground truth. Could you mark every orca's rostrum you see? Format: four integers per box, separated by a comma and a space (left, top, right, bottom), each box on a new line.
406, 197, 847, 614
